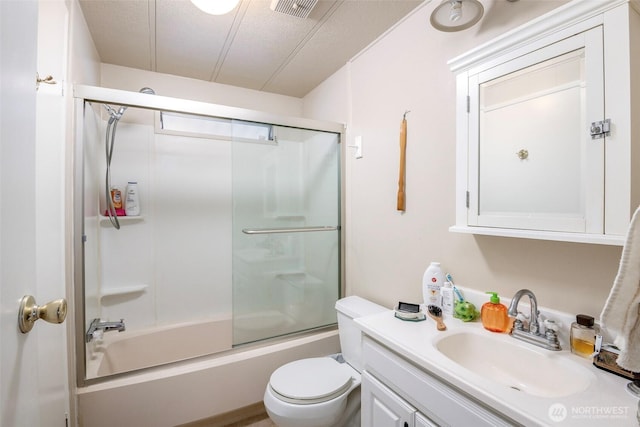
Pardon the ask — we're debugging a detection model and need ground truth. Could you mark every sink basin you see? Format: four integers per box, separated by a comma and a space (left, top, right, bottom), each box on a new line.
434, 331, 594, 397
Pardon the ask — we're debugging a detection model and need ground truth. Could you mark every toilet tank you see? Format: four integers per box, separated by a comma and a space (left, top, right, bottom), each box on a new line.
335, 296, 388, 373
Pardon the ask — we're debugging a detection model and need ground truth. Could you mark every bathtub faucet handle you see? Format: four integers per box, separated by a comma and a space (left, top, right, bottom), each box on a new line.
86, 318, 126, 343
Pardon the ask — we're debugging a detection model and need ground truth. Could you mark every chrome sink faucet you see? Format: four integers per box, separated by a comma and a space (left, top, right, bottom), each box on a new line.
86, 318, 125, 343
507, 289, 561, 351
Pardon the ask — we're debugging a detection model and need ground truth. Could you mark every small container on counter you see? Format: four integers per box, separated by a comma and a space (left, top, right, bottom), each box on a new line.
441, 281, 454, 315
570, 314, 599, 358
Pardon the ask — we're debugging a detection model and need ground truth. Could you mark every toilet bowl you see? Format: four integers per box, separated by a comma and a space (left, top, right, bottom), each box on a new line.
264, 357, 360, 427
263, 296, 387, 427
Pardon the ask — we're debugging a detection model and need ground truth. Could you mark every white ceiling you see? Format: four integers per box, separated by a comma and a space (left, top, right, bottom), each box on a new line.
79, 0, 424, 98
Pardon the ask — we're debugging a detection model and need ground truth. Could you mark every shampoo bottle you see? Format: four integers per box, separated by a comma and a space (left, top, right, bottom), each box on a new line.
422, 262, 444, 308
481, 292, 509, 333
125, 181, 140, 216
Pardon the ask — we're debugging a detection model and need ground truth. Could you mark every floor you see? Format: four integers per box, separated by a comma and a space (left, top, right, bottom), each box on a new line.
229, 415, 276, 427
224, 412, 276, 427
178, 403, 276, 427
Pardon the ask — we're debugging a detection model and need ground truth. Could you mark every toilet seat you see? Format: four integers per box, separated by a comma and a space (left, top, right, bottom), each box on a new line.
269, 357, 355, 405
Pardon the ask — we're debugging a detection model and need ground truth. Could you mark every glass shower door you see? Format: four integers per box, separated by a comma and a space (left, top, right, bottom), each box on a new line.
231, 124, 341, 345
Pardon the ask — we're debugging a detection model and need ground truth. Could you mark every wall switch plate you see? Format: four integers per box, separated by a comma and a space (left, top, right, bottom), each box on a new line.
349, 135, 363, 159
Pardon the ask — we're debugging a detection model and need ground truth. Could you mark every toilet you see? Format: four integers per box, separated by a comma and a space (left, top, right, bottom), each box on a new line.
263, 296, 387, 427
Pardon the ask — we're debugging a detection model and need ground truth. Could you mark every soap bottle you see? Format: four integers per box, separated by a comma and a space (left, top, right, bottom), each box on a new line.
422, 262, 444, 308
481, 292, 509, 333
441, 281, 454, 315
125, 181, 140, 216
110, 187, 122, 209
570, 314, 599, 358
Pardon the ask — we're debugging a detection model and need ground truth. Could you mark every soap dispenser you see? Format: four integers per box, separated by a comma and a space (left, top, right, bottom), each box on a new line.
481, 292, 509, 333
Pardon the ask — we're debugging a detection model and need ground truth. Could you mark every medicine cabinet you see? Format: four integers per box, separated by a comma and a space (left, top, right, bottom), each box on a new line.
450, 0, 640, 245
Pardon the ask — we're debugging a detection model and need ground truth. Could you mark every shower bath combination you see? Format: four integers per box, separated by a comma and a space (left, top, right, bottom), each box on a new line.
74, 86, 344, 392
102, 87, 155, 229
75, 84, 344, 426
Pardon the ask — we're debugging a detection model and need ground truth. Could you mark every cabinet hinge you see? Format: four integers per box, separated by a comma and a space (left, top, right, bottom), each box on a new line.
590, 118, 611, 139
466, 96, 470, 113
466, 191, 470, 208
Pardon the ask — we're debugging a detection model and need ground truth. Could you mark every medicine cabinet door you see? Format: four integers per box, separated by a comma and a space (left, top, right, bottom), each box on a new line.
467, 27, 604, 233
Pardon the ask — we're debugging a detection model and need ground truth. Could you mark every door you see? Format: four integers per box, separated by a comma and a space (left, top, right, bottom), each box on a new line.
232, 125, 341, 344
0, 1, 69, 426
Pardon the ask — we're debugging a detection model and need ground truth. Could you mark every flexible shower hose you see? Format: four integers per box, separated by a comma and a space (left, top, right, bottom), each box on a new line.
105, 113, 121, 229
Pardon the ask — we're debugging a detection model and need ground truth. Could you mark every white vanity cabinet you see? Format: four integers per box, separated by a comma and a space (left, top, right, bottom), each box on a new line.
361, 336, 516, 427
362, 372, 422, 427
362, 371, 440, 427
450, 0, 640, 245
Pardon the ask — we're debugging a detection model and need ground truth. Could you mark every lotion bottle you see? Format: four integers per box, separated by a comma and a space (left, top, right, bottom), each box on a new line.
422, 262, 444, 308
481, 292, 509, 333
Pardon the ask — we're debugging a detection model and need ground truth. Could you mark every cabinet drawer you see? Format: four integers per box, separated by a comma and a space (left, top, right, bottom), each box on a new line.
362, 336, 517, 427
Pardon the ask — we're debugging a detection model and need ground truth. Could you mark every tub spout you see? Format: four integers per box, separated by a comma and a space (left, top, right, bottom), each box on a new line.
86, 318, 125, 343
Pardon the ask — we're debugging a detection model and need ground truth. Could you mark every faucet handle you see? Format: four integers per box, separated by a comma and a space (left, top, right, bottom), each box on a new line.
543, 318, 559, 332
543, 319, 562, 350
512, 312, 527, 331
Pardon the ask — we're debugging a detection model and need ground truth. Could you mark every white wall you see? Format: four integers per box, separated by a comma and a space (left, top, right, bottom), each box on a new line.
100, 63, 304, 117
304, 0, 624, 319
67, 0, 101, 87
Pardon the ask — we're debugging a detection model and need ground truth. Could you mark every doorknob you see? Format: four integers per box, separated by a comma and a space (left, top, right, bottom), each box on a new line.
18, 295, 67, 333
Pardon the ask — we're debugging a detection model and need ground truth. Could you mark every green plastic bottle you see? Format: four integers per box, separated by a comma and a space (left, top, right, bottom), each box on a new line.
481, 292, 509, 333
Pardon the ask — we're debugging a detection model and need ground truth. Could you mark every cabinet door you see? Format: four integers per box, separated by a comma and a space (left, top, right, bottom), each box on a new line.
362, 371, 415, 427
467, 26, 604, 234
415, 413, 438, 427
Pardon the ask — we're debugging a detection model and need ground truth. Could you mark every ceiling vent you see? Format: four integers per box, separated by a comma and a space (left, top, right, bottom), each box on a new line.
269, 0, 318, 19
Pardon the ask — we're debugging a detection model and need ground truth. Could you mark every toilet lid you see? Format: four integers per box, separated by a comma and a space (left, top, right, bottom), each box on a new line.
270, 357, 354, 404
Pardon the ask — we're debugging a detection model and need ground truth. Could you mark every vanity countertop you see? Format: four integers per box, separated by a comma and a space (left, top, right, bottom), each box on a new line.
356, 299, 638, 426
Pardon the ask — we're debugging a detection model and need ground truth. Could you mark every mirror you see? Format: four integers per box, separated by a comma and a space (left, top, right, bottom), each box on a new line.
478, 49, 586, 221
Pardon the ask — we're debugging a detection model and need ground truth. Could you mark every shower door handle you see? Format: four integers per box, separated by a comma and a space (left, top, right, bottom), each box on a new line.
242, 226, 339, 234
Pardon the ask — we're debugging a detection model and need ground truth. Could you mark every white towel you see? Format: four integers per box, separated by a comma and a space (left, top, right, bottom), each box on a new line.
600, 205, 640, 372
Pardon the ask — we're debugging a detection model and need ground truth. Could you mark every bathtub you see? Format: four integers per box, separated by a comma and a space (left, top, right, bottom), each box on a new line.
86, 316, 234, 378
77, 325, 339, 426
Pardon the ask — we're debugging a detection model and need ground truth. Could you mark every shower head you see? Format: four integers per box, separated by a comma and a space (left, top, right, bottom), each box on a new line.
102, 87, 155, 120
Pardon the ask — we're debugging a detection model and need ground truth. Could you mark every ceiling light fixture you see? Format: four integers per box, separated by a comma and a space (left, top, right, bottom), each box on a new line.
190, 0, 240, 15
430, 0, 484, 32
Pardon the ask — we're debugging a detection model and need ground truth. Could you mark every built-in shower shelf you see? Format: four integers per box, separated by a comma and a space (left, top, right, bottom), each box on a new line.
98, 215, 145, 226
100, 284, 148, 300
